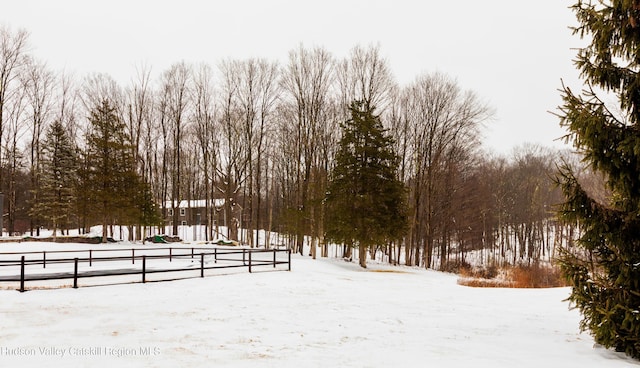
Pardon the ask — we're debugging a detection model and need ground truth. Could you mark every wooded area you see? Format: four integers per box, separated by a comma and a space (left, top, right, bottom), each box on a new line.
0, 25, 588, 270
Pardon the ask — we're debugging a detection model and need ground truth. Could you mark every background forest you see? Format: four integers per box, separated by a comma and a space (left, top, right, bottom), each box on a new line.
0, 25, 592, 271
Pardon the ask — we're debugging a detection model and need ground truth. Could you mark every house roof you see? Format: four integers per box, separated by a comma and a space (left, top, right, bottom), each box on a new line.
164, 199, 225, 209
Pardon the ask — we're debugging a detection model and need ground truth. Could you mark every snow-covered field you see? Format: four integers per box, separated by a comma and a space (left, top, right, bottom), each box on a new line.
0, 242, 638, 368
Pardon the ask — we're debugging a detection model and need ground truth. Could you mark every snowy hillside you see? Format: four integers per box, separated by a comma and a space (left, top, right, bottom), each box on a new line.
0, 243, 637, 368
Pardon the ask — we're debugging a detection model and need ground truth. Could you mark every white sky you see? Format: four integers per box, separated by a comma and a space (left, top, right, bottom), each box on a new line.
0, 0, 583, 155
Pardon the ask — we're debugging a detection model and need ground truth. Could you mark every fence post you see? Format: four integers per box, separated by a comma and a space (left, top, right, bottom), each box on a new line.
273, 249, 276, 268
169, 247, 172, 262
142, 256, 146, 283
73, 258, 78, 289
191, 247, 194, 259
89, 250, 92, 267
43, 251, 46, 269
132, 249, 135, 264
214, 248, 218, 263
19, 256, 25, 292
249, 250, 252, 273
288, 249, 291, 271
242, 249, 246, 265
200, 253, 204, 278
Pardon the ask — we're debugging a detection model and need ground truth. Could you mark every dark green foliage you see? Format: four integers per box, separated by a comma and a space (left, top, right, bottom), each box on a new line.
557, 0, 640, 359
83, 99, 158, 242
325, 101, 407, 267
30, 120, 78, 235
135, 183, 161, 227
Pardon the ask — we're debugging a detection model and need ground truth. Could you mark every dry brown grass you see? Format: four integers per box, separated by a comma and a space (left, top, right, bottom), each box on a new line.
370, 269, 409, 274
507, 265, 568, 288
457, 277, 514, 288
457, 264, 568, 289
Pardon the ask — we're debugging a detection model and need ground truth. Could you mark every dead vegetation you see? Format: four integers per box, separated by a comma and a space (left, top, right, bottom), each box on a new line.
457, 263, 568, 288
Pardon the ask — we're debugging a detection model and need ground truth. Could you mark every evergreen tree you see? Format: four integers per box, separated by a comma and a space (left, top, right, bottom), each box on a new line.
84, 99, 153, 242
557, 0, 640, 358
326, 101, 407, 268
135, 182, 161, 229
30, 120, 77, 237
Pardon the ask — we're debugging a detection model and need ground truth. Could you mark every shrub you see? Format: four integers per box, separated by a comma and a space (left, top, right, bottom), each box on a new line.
440, 260, 472, 274
457, 263, 568, 289
508, 264, 567, 288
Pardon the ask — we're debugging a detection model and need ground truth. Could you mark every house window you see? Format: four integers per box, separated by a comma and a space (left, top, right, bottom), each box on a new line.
167, 208, 173, 217
181, 221, 187, 226
180, 208, 186, 217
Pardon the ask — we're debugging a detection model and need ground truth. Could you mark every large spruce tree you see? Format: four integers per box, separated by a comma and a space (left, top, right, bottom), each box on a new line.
84, 99, 152, 242
30, 120, 77, 237
557, 0, 640, 358
326, 101, 406, 268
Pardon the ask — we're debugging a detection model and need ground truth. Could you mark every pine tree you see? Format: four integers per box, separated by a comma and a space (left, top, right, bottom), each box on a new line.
135, 182, 161, 228
84, 99, 153, 242
30, 120, 77, 237
557, 0, 640, 358
326, 101, 407, 268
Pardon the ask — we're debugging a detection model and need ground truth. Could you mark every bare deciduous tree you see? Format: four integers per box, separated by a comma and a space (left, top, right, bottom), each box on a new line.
337, 44, 395, 115
192, 63, 218, 240
3, 82, 27, 235
55, 70, 79, 144
126, 63, 154, 240
21, 57, 55, 235
159, 62, 191, 236
0, 26, 29, 213
281, 45, 334, 255
402, 72, 492, 268
252, 60, 279, 247
217, 59, 245, 241
79, 73, 124, 124
232, 58, 280, 247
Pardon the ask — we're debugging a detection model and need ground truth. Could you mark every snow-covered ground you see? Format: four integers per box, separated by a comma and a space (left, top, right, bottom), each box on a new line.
0, 242, 638, 368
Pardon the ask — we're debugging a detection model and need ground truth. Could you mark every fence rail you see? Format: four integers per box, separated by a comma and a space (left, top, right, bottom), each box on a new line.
0, 247, 291, 292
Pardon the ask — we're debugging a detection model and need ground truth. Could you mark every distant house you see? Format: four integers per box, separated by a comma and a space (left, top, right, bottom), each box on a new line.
163, 199, 225, 227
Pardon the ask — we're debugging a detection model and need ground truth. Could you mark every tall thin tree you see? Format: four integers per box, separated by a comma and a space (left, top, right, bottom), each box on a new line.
0, 26, 28, 178
160, 62, 190, 236
281, 45, 334, 254
22, 57, 55, 235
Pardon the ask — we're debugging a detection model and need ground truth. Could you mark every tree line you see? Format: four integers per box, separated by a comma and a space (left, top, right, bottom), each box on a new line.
0, 24, 585, 269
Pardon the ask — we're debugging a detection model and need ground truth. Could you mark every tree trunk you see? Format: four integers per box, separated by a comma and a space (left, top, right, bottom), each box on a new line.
359, 245, 367, 268
102, 217, 108, 243
266, 165, 274, 249
344, 244, 352, 260
309, 203, 316, 259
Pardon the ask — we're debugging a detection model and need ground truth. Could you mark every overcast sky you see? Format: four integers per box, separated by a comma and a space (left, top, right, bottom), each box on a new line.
1, 0, 582, 155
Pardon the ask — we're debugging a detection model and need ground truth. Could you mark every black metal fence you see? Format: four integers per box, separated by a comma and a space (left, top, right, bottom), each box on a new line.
0, 247, 291, 292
